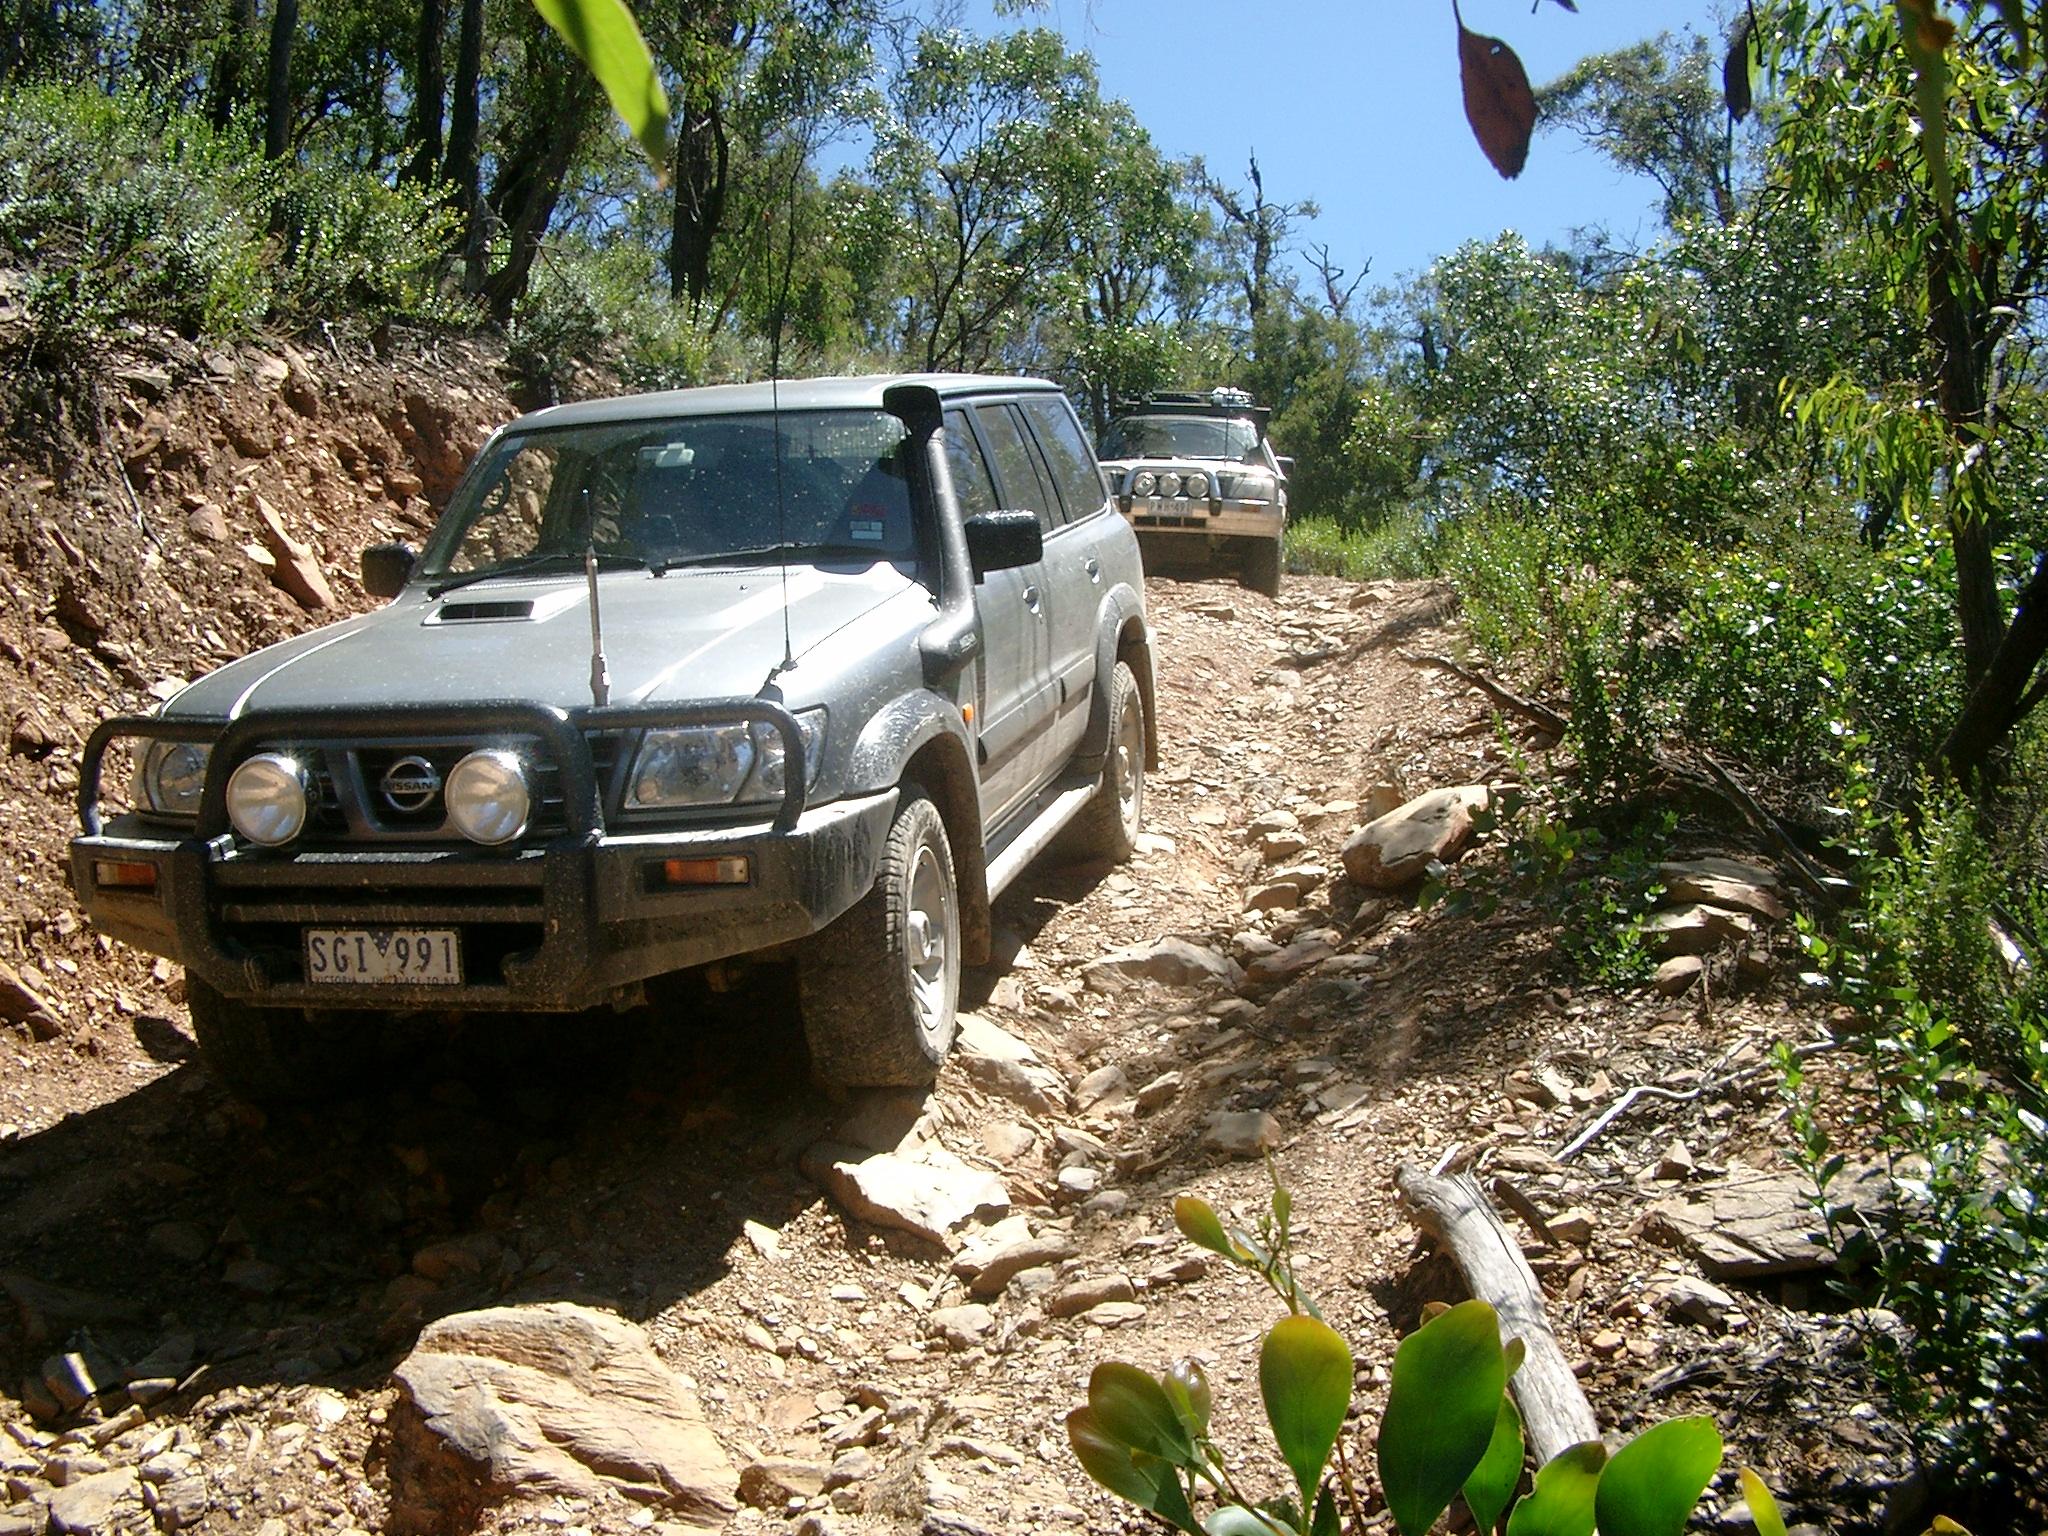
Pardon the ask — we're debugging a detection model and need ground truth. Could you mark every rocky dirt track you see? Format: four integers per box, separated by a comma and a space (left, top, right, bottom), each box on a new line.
1, 343, 1916, 1536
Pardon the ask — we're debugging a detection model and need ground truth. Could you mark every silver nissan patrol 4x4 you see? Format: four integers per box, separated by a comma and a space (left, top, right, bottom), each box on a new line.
72, 375, 1154, 1102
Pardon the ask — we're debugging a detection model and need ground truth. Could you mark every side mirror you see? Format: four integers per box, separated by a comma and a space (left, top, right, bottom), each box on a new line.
963, 510, 1043, 579
1276, 456, 1296, 481
361, 541, 417, 598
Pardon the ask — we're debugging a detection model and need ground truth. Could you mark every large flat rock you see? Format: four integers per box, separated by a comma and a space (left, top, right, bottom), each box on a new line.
1642, 1164, 1886, 1278
388, 1303, 737, 1533
802, 1141, 1009, 1250
1341, 786, 1491, 889
953, 1014, 1068, 1115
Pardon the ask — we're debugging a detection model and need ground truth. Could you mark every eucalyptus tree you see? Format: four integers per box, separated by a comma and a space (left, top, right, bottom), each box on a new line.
1535, 31, 1741, 228
872, 26, 1124, 373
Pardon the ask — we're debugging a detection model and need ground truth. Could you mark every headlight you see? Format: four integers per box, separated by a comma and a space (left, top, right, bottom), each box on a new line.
1183, 472, 1210, 498
134, 741, 210, 817
628, 724, 756, 809
751, 710, 827, 797
1131, 471, 1156, 496
627, 711, 827, 811
445, 749, 531, 845
1157, 472, 1182, 497
1227, 472, 1275, 502
225, 753, 309, 846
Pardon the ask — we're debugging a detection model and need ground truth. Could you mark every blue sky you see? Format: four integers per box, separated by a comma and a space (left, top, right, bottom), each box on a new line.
971, 0, 1734, 287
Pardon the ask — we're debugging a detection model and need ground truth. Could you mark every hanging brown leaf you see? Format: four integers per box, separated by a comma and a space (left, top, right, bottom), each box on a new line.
1724, 14, 1754, 121
1455, 1, 1537, 179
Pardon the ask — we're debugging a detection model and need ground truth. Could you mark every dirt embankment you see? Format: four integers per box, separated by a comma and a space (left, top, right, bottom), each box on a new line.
0, 346, 1921, 1536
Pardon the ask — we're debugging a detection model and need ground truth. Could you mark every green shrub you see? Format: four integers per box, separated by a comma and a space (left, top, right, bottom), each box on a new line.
1791, 789, 2048, 1498
507, 239, 722, 400
0, 84, 271, 336
0, 82, 466, 342
1285, 512, 1441, 582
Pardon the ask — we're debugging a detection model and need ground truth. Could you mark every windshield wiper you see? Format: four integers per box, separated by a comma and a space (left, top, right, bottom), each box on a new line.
427, 550, 645, 598
651, 543, 889, 575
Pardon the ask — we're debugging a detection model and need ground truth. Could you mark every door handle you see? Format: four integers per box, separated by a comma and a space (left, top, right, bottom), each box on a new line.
1023, 585, 1042, 612
1083, 557, 1101, 582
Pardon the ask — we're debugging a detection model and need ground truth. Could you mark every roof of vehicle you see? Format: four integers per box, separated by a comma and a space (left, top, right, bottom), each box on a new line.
508, 373, 1065, 434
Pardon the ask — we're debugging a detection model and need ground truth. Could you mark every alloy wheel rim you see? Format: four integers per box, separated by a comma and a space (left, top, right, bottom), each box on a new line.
906, 841, 954, 1040
1114, 691, 1143, 834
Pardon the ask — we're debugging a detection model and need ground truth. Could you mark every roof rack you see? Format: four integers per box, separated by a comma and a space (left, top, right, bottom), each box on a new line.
1111, 387, 1270, 432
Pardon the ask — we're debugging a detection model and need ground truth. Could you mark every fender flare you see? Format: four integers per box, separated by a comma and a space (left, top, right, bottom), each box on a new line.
846, 690, 992, 965
1075, 584, 1159, 774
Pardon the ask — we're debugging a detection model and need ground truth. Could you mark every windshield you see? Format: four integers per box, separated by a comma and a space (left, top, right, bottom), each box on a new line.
1099, 414, 1261, 462
420, 409, 919, 579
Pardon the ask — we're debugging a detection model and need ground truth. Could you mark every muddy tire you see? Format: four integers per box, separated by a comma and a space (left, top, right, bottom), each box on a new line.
186, 978, 376, 1104
1243, 537, 1283, 598
800, 789, 961, 1087
1063, 660, 1145, 864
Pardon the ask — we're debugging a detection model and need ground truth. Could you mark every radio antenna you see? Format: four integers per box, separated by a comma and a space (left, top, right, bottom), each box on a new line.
585, 544, 610, 707
762, 132, 812, 686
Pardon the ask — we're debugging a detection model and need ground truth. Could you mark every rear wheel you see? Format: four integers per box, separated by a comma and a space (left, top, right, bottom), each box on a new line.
1243, 536, 1283, 597
1063, 660, 1145, 863
186, 979, 378, 1104
800, 789, 961, 1087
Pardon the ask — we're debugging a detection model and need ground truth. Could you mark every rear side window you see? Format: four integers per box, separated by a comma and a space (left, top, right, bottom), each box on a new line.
1021, 397, 1108, 522
943, 410, 1000, 518
974, 404, 1058, 535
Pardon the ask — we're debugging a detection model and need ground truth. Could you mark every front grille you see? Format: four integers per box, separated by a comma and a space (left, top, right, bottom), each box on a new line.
241, 733, 623, 846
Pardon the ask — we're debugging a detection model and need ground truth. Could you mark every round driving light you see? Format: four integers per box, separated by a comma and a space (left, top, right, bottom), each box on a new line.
1157, 472, 1182, 497
446, 750, 531, 845
1184, 472, 1210, 498
226, 753, 310, 846
1131, 470, 1156, 496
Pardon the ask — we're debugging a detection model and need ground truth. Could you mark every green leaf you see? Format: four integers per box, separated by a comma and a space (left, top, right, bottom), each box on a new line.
1260, 1314, 1354, 1512
1068, 1407, 1203, 1534
1504, 1337, 1527, 1379
1507, 1442, 1607, 1536
1464, 1393, 1526, 1535
1378, 1299, 1510, 1536
1163, 1359, 1213, 1439
1089, 1362, 1196, 1464
528, 0, 670, 171
1992, 0, 2030, 66
1176, 1196, 1245, 1261
1068, 1406, 1157, 1507
1893, 0, 1954, 214
1593, 1417, 1722, 1536
1737, 1469, 1787, 1536
1310, 1486, 1342, 1536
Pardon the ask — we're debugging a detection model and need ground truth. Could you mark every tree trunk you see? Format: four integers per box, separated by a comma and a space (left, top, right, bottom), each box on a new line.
444, 0, 485, 290
480, 69, 597, 323
668, 98, 730, 306
1927, 229, 2007, 684
207, 0, 259, 130
1942, 553, 2048, 778
262, 0, 297, 161
401, 0, 447, 186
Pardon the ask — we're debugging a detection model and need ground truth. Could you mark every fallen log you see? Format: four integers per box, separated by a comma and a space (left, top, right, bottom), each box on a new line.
1394, 1162, 1602, 1465
1400, 652, 1569, 738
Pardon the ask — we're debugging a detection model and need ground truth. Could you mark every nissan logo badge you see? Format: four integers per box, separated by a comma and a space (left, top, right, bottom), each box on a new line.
380, 755, 442, 813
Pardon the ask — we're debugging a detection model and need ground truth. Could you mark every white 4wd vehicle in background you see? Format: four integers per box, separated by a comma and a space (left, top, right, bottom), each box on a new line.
1097, 388, 1290, 596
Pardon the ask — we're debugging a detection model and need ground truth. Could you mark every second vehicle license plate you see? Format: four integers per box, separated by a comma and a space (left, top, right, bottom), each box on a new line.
304, 928, 462, 985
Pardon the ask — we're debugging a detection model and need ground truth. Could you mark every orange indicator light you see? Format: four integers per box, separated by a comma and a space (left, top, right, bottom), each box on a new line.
95, 860, 159, 890
660, 856, 751, 887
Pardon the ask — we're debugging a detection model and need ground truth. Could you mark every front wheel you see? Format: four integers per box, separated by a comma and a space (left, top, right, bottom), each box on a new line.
186, 979, 379, 1104
800, 789, 961, 1087
1062, 659, 1145, 864
1242, 536, 1283, 597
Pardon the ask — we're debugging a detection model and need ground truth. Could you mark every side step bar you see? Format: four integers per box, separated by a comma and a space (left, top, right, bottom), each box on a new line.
984, 780, 1099, 900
